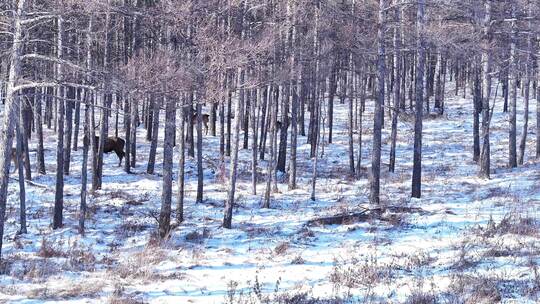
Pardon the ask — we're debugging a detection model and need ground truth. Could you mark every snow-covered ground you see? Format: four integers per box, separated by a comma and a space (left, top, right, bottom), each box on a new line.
0, 84, 539, 303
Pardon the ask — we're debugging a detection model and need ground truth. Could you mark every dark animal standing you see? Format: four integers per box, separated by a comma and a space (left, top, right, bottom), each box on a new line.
192, 113, 210, 135
86, 136, 126, 166
276, 117, 291, 130
10, 147, 19, 173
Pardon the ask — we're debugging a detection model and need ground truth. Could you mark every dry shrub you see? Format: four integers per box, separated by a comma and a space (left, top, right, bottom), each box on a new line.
447, 275, 501, 304
22, 259, 62, 281
403, 250, 435, 272
38, 237, 66, 258
224, 277, 341, 304
329, 256, 393, 292
67, 241, 96, 271
116, 220, 152, 238
108, 284, 148, 304
274, 242, 290, 256
115, 244, 166, 280
481, 213, 539, 237
26, 280, 105, 300
291, 255, 305, 265
405, 292, 437, 304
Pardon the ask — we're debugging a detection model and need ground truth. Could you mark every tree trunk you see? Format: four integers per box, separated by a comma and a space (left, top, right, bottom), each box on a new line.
411, 0, 425, 198
147, 95, 160, 174
79, 101, 90, 234
53, 16, 65, 230
73, 89, 81, 151
508, 7, 517, 168
370, 0, 386, 205
277, 84, 289, 173
0, 0, 26, 257
389, 6, 401, 173
473, 61, 481, 162
263, 86, 278, 209
63, 88, 74, 175
130, 98, 137, 168
223, 70, 244, 229
196, 100, 204, 204
36, 88, 46, 174
159, 95, 175, 238
177, 102, 185, 223
124, 96, 131, 173
289, 74, 299, 190
251, 87, 259, 195
15, 111, 26, 234
479, 0, 492, 178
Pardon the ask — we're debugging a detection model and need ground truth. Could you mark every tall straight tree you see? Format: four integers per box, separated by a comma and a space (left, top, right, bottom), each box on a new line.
53, 15, 65, 229
370, 0, 386, 205
411, 0, 425, 198
0, 0, 27, 257
508, 4, 517, 168
479, 0, 493, 178
223, 69, 244, 229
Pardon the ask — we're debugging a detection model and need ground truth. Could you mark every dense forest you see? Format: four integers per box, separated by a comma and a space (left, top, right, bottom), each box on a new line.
0, 0, 540, 302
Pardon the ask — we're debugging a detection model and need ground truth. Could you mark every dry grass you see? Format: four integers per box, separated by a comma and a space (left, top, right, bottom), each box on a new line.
114, 239, 167, 281
329, 256, 394, 293
480, 213, 539, 238
446, 275, 502, 304
108, 284, 148, 304
38, 237, 67, 258
26, 280, 105, 301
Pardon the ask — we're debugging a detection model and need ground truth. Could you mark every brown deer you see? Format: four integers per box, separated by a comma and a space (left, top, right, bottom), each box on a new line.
85, 136, 126, 166
192, 113, 209, 135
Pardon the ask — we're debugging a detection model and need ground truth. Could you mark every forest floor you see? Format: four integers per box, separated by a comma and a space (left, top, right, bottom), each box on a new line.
0, 86, 539, 303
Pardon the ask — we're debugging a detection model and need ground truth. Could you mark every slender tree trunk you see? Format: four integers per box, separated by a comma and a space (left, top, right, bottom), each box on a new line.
277, 84, 289, 173
147, 95, 159, 174
259, 86, 269, 160
177, 102, 185, 223
187, 94, 195, 158
226, 90, 232, 157
251, 87, 259, 194
130, 98, 137, 168
347, 56, 355, 176
54, 16, 65, 229
36, 88, 46, 174
389, 6, 401, 173
479, 0, 492, 178
370, 0, 386, 205
263, 87, 277, 209
95, 6, 113, 189
473, 61, 481, 162
15, 111, 26, 234
63, 88, 74, 175
73, 89, 81, 151
196, 100, 204, 204
159, 95, 175, 238
223, 70, 244, 228
220, 97, 225, 156
0, 0, 26, 257
328, 64, 337, 144
289, 75, 299, 190
79, 101, 90, 234
519, 14, 532, 165
508, 7, 517, 168
412, 0, 425, 198
124, 96, 131, 173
